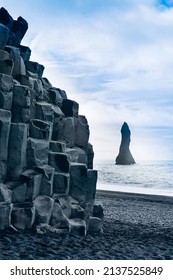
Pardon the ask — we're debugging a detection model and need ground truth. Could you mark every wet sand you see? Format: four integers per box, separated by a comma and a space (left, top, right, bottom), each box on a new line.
0, 190, 173, 260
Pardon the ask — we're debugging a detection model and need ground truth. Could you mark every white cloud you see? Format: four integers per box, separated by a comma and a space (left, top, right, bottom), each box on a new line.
25, 2, 173, 94
2, 0, 173, 160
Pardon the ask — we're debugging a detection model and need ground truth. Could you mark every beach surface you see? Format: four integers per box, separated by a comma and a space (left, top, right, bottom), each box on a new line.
0, 190, 173, 260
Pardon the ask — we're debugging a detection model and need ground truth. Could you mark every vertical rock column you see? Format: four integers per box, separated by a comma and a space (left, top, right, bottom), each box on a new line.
7, 123, 27, 180
0, 23, 9, 50
0, 73, 13, 109
0, 109, 11, 182
0, 7, 101, 234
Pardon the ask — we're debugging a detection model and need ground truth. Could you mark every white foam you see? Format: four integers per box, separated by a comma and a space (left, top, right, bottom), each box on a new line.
97, 182, 173, 197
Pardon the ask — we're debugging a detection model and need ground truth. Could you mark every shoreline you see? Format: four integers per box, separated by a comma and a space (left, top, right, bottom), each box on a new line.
96, 182, 173, 198
0, 189, 173, 259
96, 188, 173, 202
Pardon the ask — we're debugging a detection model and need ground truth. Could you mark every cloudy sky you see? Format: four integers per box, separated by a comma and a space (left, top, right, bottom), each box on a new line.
2, 0, 173, 161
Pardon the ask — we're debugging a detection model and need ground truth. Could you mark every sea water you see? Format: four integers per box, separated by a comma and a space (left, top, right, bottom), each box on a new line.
94, 160, 173, 197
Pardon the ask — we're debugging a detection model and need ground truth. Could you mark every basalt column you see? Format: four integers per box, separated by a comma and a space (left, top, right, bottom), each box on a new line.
0, 7, 103, 235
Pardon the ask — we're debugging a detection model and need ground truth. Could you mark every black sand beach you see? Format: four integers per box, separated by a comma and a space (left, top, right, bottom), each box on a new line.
0, 190, 173, 260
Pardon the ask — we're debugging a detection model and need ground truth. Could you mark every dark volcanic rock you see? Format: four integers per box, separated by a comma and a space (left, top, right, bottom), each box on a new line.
11, 202, 35, 229
0, 7, 99, 236
8, 16, 28, 47
0, 23, 9, 50
0, 7, 13, 29
115, 122, 135, 165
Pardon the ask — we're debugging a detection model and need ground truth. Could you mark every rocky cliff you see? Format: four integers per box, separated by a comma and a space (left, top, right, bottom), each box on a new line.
0, 7, 103, 235
115, 122, 135, 165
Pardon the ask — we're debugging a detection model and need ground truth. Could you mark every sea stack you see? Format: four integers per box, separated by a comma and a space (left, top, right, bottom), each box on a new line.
115, 122, 135, 165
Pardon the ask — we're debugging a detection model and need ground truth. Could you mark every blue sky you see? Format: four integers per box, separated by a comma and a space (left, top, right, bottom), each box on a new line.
2, 0, 173, 161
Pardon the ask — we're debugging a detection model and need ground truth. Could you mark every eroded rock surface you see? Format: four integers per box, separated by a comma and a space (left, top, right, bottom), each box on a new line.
0, 7, 102, 234
116, 122, 135, 165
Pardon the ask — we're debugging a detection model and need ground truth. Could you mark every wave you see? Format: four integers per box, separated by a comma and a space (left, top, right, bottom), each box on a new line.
94, 160, 173, 197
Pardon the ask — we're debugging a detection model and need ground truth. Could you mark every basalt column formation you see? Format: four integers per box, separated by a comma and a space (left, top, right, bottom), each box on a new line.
0, 7, 103, 235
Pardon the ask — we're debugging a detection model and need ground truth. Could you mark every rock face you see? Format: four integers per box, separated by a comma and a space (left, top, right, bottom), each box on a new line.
115, 122, 135, 165
0, 7, 102, 234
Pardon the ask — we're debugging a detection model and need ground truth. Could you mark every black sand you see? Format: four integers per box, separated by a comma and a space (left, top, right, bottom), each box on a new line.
0, 190, 173, 260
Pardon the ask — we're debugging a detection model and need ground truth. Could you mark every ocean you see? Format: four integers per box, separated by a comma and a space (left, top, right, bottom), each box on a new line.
94, 160, 173, 197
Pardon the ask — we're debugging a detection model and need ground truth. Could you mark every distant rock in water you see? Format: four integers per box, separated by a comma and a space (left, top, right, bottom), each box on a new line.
115, 122, 135, 165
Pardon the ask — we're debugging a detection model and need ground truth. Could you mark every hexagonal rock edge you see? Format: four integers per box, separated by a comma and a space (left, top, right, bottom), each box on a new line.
0, 7, 103, 235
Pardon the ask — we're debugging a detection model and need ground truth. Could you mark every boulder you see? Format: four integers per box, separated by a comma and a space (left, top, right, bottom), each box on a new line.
93, 203, 104, 220
0, 183, 12, 203
75, 115, 89, 149
11, 202, 35, 229
50, 202, 70, 229
115, 122, 135, 165
0, 202, 12, 230
29, 119, 53, 141
27, 138, 49, 168
35, 165, 54, 196
34, 195, 54, 224
20, 169, 42, 201
61, 99, 78, 117
8, 123, 27, 180
69, 163, 88, 202
0, 109, 11, 161
53, 172, 70, 194
0, 23, 9, 50
36, 223, 69, 235
49, 151, 70, 173
69, 218, 86, 236
88, 217, 103, 234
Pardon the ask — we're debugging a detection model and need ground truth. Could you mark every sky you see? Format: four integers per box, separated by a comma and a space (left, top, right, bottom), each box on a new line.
1, 0, 173, 161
